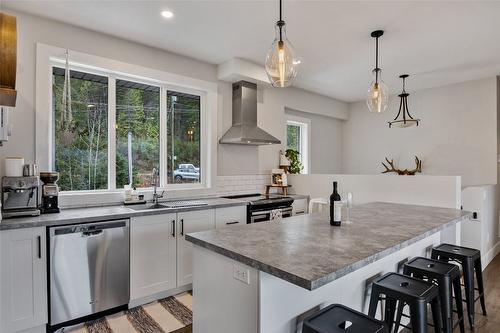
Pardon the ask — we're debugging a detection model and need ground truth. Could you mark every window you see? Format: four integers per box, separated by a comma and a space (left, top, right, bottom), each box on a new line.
51, 65, 207, 192
286, 116, 310, 174
116, 79, 160, 188
52, 68, 109, 191
167, 91, 201, 184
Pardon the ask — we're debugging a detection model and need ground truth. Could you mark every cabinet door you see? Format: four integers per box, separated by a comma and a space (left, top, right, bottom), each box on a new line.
292, 198, 308, 215
130, 214, 176, 301
215, 206, 247, 229
177, 209, 215, 286
0, 227, 47, 333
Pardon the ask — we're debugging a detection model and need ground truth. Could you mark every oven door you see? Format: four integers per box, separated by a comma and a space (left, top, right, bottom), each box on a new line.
250, 206, 293, 223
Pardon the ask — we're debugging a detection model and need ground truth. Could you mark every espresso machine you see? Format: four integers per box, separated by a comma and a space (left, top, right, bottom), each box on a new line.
1, 176, 41, 218
40, 172, 60, 213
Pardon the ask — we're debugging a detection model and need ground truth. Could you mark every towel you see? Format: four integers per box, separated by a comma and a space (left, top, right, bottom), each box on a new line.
270, 209, 282, 221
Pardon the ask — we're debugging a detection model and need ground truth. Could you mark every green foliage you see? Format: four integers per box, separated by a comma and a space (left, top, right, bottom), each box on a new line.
285, 149, 303, 174
53, 73, 108, 191
287, 124, 300, 152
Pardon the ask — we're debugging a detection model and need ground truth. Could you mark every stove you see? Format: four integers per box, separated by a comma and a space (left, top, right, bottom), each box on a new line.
222, 193, 294, 223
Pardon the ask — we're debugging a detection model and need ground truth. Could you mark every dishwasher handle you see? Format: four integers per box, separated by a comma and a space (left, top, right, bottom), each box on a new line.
53, 220, 128, 236
82, 230, 103, 237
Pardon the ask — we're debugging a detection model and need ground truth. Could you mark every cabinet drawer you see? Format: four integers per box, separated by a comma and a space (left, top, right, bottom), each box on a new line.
215, 206, 247, 229
292, 198, 308, 215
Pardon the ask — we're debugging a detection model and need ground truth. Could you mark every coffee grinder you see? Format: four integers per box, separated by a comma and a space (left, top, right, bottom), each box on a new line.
40, 172, 60, 213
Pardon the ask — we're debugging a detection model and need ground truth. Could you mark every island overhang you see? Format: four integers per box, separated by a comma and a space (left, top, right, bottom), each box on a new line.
186, 202, 471, 290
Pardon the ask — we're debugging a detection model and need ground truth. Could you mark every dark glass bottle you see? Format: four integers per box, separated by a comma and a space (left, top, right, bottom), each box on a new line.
330, 181, 341, 226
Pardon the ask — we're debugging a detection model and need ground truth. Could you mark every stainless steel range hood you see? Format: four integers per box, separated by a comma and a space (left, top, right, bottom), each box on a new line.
219, 81, 281, 145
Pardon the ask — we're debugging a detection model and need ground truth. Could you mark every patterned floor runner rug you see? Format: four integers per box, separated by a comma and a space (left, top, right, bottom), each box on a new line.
59, 292, 192, 333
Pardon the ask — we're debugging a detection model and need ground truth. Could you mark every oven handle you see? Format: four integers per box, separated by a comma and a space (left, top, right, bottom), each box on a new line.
250, 206, 293, 216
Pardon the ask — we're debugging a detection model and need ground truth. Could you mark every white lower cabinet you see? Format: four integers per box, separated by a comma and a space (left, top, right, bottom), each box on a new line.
292, 198, 308, 215
130, 209, 217, 301
177, 210, 215, 286
215, 206, 247, 229
0, 227, 47, 333
130, 213, 177, 300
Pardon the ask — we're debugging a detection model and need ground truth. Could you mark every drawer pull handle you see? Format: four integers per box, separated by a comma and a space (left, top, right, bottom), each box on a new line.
37, 235, 41, 259
226, 221, 239, 225
180, 219, 184, 236
171, 220, 176, 237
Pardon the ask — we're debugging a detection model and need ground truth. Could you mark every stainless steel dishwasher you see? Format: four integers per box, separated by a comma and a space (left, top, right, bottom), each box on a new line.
49, 220, 129, 326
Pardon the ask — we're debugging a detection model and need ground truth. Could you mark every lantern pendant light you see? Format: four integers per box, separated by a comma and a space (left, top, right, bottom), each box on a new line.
366, 30, 389, 113
265, 0, 300, 88
389, 74, 420, 128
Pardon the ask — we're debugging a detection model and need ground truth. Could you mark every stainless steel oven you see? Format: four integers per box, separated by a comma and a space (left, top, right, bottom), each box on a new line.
222, 193, 295, 223
250, 206, 293, 223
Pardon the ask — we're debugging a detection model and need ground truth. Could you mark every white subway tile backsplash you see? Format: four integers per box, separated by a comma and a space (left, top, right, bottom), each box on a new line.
216, 174, 270, 196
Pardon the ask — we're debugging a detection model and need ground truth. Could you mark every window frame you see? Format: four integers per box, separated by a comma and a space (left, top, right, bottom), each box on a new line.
285, 114, 311, 174
36, 43, 217, 202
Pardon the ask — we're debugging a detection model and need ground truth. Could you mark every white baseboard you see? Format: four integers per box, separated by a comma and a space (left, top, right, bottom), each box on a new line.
482, 240, 500, 269
128, 284, 192, 308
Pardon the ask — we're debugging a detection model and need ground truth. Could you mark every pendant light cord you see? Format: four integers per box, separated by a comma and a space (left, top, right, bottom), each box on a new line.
375, 36, 379, 83
278, 0, 284, 42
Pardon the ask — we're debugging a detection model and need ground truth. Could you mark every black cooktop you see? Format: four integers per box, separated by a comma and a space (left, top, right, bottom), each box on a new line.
222, 193, 294, 206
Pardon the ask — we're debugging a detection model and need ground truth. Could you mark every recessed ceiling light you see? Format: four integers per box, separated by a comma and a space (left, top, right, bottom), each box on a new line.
161, 10, 174, 19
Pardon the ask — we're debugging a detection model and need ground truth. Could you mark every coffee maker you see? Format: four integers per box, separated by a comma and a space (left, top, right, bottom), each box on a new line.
1, 176, 41, 218
40, 172, 60, 213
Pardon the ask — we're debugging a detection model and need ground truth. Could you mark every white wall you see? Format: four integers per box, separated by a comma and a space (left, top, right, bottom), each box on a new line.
342, 78, 498, 187
288, 174, 461, 209
284, 108, 343, 174
2, 9, 347, 178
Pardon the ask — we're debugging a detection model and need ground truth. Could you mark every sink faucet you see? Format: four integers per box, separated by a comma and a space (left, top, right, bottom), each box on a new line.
152, 168, 164, 204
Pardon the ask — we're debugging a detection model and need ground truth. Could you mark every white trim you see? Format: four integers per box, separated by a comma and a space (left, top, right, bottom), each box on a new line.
285, 114, 311, 174
482, 240, 500, 269
35, 43, 217, 204
108, 76, 116, 190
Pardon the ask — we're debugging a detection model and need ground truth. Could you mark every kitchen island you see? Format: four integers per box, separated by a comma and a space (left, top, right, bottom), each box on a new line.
186, 202, 471, 333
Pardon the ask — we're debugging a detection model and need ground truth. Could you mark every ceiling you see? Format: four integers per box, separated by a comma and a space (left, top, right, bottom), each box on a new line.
4, 0, 500, 102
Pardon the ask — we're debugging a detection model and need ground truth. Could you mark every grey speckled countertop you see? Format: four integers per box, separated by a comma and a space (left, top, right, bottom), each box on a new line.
186, 202, 472, 290
0, 197, 247, 230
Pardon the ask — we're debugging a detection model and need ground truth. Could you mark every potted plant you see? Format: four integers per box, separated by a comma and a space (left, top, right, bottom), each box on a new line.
285, 149, 303, 174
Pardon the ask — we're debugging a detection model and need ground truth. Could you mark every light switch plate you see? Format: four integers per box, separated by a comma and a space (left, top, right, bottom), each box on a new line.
233, 264, 250, 284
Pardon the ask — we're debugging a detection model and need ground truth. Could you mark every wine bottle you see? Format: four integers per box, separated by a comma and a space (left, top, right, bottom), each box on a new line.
330, 181, 342, 226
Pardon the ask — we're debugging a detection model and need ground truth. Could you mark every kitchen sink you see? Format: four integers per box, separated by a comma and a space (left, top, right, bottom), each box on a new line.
127, 203, 171, 211
127, 200, 209, 211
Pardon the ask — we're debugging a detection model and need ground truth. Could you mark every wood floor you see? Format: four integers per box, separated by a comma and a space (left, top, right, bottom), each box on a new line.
469, 253, 500, 333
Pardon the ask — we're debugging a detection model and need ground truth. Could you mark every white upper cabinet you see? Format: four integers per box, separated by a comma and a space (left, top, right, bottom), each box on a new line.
177, 209, 215, 286
130, 213, 177, 301
0, 227, 47, 333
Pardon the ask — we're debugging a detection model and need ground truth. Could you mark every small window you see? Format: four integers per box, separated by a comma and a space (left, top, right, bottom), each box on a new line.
167, 91, 201, 184
52, 68, 109, 191
286, 117, 310, 174
116, 79, 160, 189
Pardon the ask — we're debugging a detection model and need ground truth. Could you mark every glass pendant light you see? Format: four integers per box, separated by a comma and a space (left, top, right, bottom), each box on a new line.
366, 30, 389, 113
389, 74, 420, 128
265, 0, 300, 88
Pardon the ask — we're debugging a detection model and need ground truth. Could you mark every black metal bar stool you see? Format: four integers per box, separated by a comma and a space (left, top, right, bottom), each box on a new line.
368, 272, 442, 333
303, 304, 388, 333
403, 257, 465, 333
431, 243, 487, 329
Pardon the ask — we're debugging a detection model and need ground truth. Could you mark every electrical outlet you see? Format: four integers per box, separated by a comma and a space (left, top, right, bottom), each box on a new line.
233, 264, 250, 284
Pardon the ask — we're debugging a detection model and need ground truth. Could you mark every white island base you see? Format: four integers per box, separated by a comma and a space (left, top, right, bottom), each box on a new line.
192, 224, 459, 333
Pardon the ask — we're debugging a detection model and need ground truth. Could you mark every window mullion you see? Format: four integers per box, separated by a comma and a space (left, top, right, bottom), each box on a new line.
159, 86, 167, 188
108, 76, 117, 190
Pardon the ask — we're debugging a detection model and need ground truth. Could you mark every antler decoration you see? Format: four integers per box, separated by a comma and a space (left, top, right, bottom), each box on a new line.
382, 156, 422, 175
